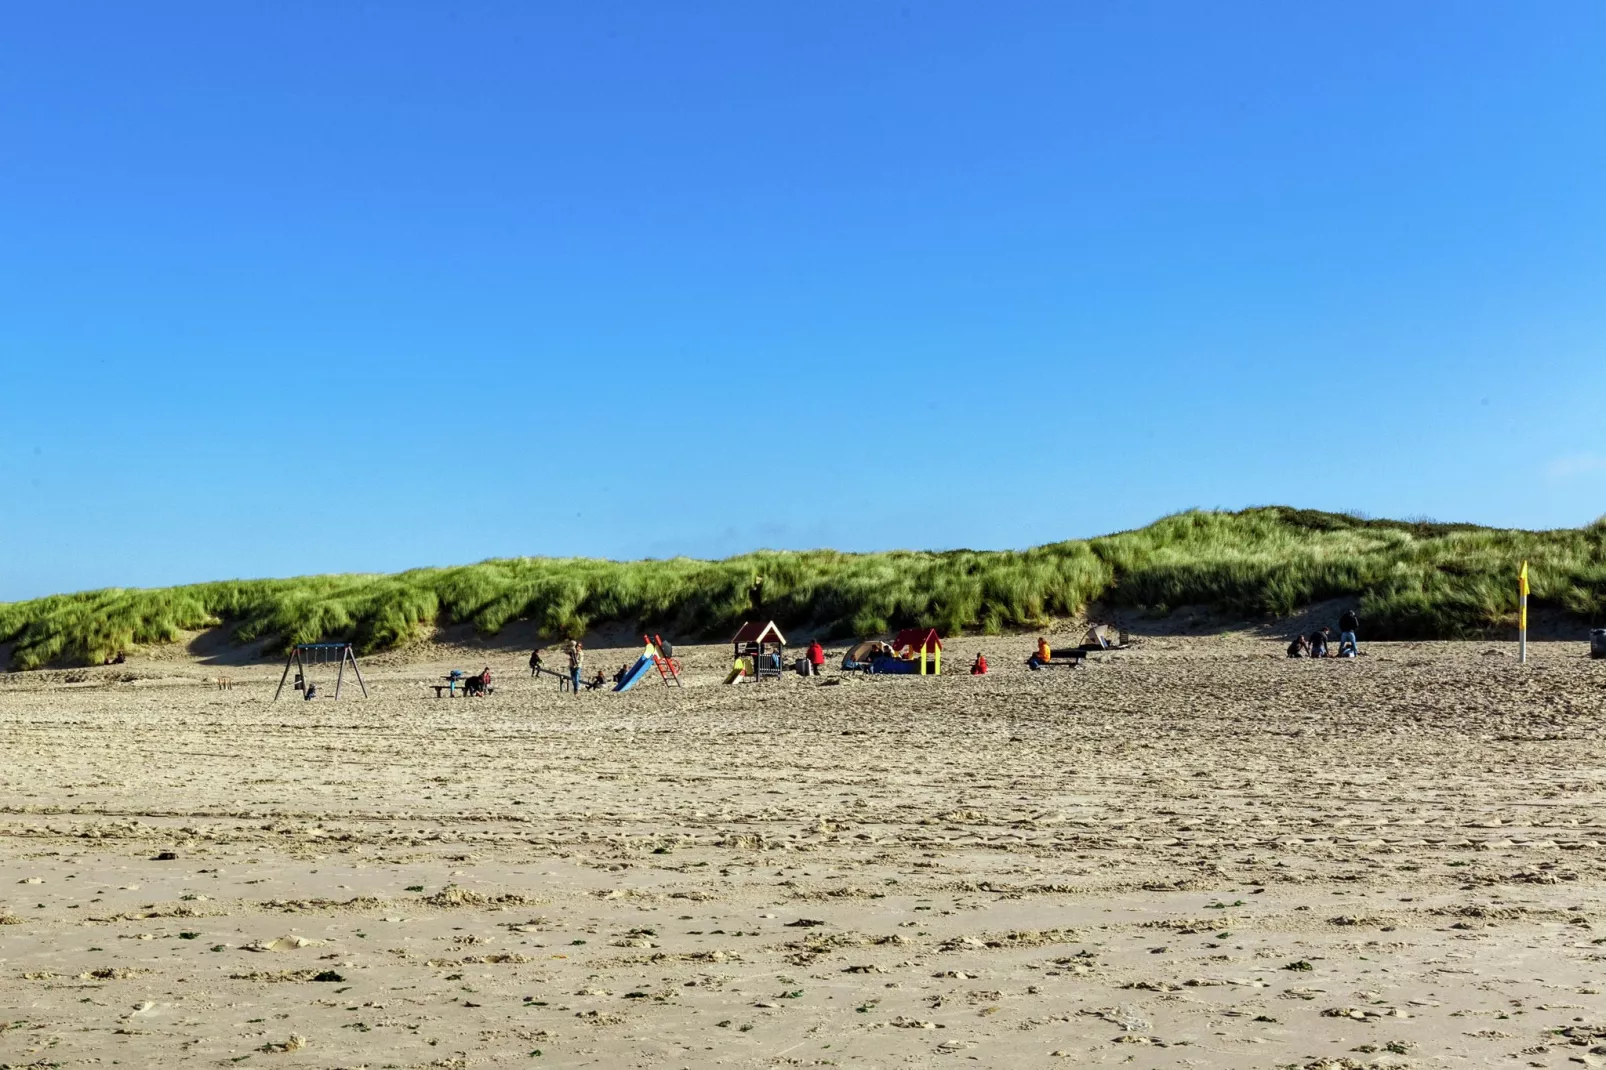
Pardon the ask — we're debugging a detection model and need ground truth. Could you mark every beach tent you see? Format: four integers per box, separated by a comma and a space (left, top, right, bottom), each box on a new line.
842, 640, 882, 670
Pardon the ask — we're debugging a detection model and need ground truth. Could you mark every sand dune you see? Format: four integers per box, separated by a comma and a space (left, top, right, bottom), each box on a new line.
2, 634, 1603, 1068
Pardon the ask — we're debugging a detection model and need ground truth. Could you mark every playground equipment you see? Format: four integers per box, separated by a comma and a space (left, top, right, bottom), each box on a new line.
895, 628, 941, 674
614, 635, 683, 692
530, 664, 572, 691
730, 621, 786, 683
273, 642, 368, 701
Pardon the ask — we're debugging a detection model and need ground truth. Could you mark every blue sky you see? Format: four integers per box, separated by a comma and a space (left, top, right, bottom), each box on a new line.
2, 2, 1604, 601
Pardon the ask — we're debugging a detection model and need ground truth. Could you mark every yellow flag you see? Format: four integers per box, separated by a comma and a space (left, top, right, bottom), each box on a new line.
1519, 561, 1530, 598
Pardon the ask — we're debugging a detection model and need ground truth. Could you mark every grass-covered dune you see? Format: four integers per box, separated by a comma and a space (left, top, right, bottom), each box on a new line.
3, 507, 1604, 671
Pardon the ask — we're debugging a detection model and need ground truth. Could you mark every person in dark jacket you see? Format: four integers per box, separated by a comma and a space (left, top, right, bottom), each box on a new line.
1338, 609, 1359, 657
1309, 627, 1331, 658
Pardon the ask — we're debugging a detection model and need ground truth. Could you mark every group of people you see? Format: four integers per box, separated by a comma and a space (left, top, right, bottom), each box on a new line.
463, 665, 494, 696
1288, 608, 1360, 659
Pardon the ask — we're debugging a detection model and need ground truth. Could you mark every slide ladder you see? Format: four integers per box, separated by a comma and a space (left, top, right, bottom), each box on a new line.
649, 634, 683, 687
614, 636, 684, 692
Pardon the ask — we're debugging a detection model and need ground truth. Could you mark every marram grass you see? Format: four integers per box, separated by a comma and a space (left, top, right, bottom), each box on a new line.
3, 507, 1604, 670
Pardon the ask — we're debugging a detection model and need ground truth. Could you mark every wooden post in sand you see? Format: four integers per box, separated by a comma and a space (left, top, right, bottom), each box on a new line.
1519, 561, 1529, 665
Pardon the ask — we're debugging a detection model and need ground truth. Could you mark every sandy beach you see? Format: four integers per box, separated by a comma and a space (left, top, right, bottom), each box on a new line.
2, 632, 1603, 1069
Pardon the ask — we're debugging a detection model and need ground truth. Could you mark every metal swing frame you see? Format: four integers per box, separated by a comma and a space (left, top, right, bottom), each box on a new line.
273, 642, 369, 701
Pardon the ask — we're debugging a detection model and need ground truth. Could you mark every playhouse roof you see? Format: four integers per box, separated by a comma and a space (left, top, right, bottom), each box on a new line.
893, 627, 942, 651
732, 620, 787, 646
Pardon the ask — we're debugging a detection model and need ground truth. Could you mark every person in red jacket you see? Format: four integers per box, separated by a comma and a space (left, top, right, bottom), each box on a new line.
806, 639, 825, 676
970, 653, 988, 675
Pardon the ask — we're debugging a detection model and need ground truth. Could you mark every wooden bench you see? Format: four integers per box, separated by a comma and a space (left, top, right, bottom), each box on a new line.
1027, 651, 1085, 670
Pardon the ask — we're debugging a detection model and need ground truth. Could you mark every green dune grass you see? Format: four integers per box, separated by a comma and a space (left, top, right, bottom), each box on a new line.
3, 507, 1603, 670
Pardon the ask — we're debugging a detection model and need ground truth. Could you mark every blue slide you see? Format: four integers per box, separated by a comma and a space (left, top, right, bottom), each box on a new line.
613, 654, 655, 692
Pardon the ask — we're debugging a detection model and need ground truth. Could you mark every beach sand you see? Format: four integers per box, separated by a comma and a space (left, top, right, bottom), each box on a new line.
2, 632, 1603, 1068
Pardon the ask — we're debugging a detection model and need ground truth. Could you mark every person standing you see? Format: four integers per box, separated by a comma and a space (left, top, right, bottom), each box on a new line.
806, 639, 825, 676
1338, 608, 1360, 657
567, 641, 584, 696
529, 648, 543, 677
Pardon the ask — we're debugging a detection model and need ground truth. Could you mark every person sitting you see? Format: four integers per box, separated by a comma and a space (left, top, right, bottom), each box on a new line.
1309, 627, 1331, 658
1287, 634, 1309, 658
613, 663, 629, 685
971, 653, 988, 675
589, 670, 606, 690
1036, 637, 1052, 664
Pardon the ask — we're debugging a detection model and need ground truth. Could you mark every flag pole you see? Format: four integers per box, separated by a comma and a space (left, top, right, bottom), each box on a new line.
1519, 561, 1529, 665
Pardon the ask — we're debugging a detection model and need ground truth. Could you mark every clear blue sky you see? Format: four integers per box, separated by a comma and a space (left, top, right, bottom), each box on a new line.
3, 2, 1604, 601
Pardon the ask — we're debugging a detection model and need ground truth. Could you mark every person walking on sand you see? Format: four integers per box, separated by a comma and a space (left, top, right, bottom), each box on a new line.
529, 648, 543, 677
806, 639, 825, 677
1338, 608, 1360, 657
567, 641, 584, 695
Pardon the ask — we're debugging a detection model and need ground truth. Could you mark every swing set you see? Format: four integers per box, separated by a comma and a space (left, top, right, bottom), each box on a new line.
273, 642, 369, 701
